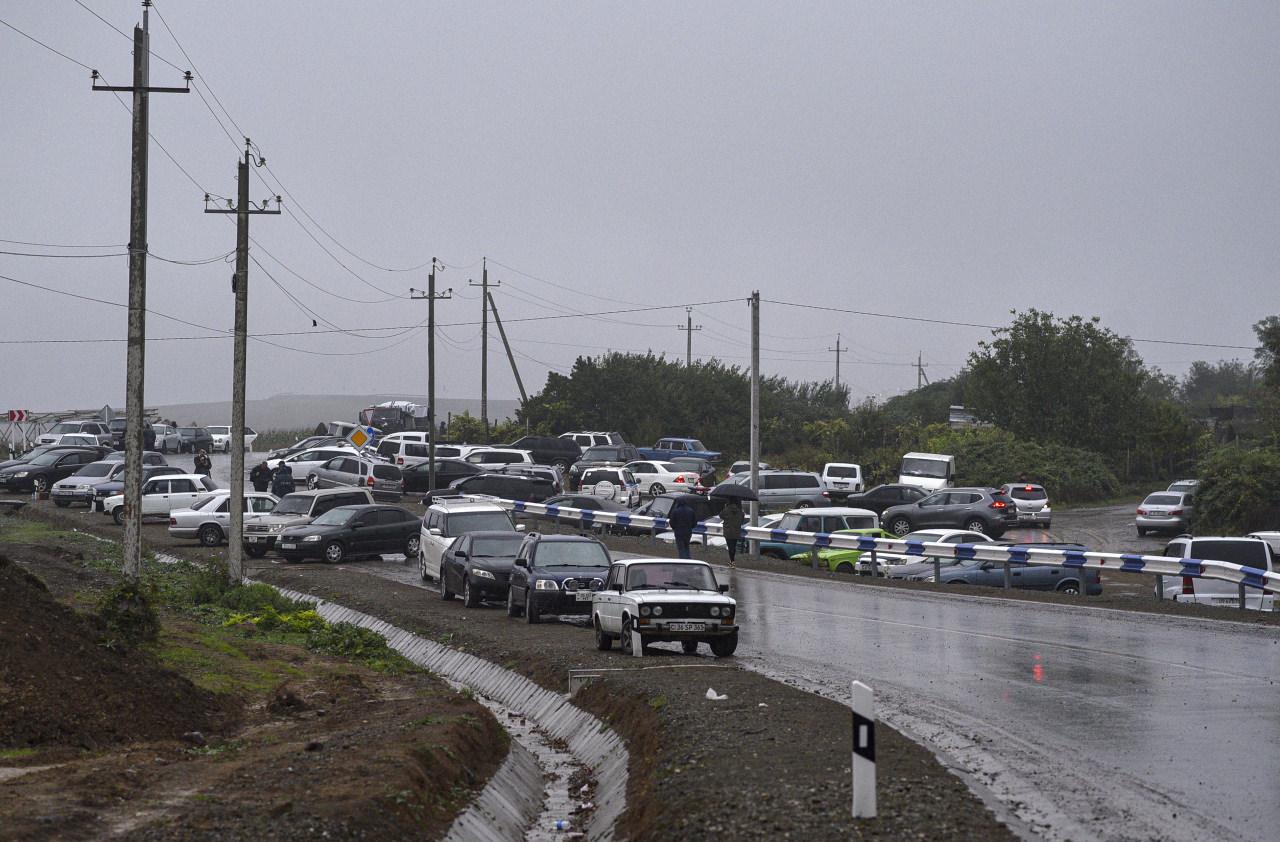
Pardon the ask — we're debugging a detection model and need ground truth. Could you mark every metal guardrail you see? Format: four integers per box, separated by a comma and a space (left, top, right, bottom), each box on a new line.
474, 496, 1280, 610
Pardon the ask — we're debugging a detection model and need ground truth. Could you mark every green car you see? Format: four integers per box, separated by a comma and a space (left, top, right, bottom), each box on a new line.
789, 528, 896, 574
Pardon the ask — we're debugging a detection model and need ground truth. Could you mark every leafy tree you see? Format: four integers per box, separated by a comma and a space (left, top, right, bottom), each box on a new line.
1178, 360, 1256, 414
881, 377, 966, 425
1192, 445, 1280, 534
1254, 315, 1280, 389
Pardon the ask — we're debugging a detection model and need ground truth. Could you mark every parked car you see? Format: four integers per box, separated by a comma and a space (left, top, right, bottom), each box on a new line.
277, 504, 421, 563
104, 449, 168, 466
376, 437, 436, 467
438, 472, 556, 505
167, 491, 279, 546
722, 469, 826, 511
505, 533, 612, 622
91, 464, 185, 510
756, 507, 880, 559
538, 494, 632, 532
898, 541, 1101, 595
177, 426, 215, 453
267, 435, 340, 460
728, 460, 771, 476
107, 418, 156, 450
1135, 491, 1195, 536
1248, 531, 1280, 554
502, 435, 582, 468
37, 420, 112, 447
791, 527, 898, 573
438, 530, 525, 607
152, 423, 182, 453
47, 433, 102, 448
636, 437, 722, 464
821, 462, 864, 494
418, 498, 518, 582
305, 455, 402, 502
265, 445, 362, 474
884, 529, 997, 578
103, 473, 219, 524
668, 456, 718, 489
567, 443, 641, 489
1156, 536, 1275, 610
242, 487, 375, 557
577, 467, 640, 507
500, 463, 564, 495
628, 492, 720, 536
0, 443, 109, 473
881, 487, 1017, 538
1166, 479, 1200, 495
624, 460, 700, 496
592, 558, 737, 656
50, 460, 122, 507
401, 458, 484, 494
558, 430, 626, 453
207, 425, 259, 452
1000, 483, 1052, 528
823, 482, 927, 513
464, 447, 534, 468
0, 448, 105, 493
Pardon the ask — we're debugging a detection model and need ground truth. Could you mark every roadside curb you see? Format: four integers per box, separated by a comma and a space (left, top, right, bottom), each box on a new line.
265, 584, 629, 841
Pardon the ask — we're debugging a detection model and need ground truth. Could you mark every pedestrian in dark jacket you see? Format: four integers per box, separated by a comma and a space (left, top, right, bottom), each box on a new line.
271, 463, 295, 497
193, 449, 212, 477
669, 498, 697, 560
720, 499, 744, 566
250, 461, 271, 493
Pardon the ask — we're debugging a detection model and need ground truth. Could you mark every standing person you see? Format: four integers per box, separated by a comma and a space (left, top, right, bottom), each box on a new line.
249, 461, 271, 493
271, 462, 295, 497
720, 499, 744, 567
669, 498, 697, 560
194, 448, 212, 477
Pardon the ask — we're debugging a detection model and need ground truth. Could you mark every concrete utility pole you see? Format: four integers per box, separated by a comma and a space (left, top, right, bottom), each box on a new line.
678, 307, 702, 366
486, 289, 527, 403
410, 262, 451, 498
748, 291, 761, 555
469, 259, 498, 442
829, 333, 844, 390
205, 139, 280, 582
917, 352, 929, 389
92, 1, 189, 579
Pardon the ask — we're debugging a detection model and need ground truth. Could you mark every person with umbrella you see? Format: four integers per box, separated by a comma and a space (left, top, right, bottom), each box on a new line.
720, 498, 744, 566
669, 497, 697, 559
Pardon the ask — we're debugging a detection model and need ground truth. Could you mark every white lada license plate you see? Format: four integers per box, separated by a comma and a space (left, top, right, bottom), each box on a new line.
574, 591, 594, 602
667, 622, 705, 632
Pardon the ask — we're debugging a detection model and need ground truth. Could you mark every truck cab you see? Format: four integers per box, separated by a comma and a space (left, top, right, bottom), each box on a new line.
898, 452, 955, 491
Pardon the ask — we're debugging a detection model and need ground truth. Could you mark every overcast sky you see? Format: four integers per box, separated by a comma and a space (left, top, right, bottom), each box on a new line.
2, 1, 1277, 413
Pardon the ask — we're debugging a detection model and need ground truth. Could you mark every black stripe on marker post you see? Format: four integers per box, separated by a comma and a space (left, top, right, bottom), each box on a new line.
852, 710, 875, 762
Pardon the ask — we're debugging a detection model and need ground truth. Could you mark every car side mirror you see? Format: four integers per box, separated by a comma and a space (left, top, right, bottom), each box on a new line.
428, 527, 442, 536
455, 550, 468, 559
514, 558, 527, 568
718, 584, 729, 593
516, 524, 526, 533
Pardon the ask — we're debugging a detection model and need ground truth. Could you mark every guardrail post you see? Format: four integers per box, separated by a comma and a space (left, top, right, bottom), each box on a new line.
851, 680, 876, 818
932, 557, 941, 584
1003, 560, 1012, 589
1155, 574, 1164, 601
649, 522, 656, 544
868, 546, 877, 577
1239, 582, 1246, 610
810, 547, 820, 570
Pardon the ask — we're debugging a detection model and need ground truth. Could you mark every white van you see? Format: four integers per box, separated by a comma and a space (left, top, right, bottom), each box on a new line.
1158, 536, 1275, 611
898, 452, 955, 491
821, 462, 864, 493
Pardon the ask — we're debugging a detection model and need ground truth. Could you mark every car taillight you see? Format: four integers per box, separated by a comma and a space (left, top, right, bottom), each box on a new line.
367, 476, 375, 486
822, 491, 831, 498
1024, 485, 1034, 492
990, 500, 1007, 509
1182, 576, 1195, 595
169, 518, 176, 525
1169, 509, 1183, 516
1136, 508, 1147, 515
397, 456, 404, 464
675, 475, 685, 483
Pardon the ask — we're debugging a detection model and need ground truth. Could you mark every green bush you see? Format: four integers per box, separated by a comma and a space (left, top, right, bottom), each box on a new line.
1191, 445, 1280, 534
307, 622, 390, 659
185, 559, 234, 606
99, 579, 160, 645
217, 582, 305, 614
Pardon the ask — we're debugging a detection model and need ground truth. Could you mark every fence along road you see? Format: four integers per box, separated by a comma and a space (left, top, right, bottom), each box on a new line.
489, 497, 1280, 841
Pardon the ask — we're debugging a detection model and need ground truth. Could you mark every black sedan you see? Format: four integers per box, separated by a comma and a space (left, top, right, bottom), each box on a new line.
177, 427, 215, 453
276, 504, 422, 564
401, 458, 483, 494
0, 443, 111, 474
439, 530, 524, 607
505, 533, 612, 623
0, 448, 105, 493
821, 483, 928, 513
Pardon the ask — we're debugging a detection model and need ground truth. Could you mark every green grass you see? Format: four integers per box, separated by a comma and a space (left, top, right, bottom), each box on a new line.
0, 748, 38, 760
153, 627, 307, 695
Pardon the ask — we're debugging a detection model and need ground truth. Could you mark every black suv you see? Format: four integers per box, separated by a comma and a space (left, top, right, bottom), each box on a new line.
567, 443, 641, 490
108, 418, 156, 450
880, 487, 1018, 538
506, 533, 612, 623
823, 483, 928, 514
401, 458, 483, 494
178, 427, 215, 453
503, 435, 582, 469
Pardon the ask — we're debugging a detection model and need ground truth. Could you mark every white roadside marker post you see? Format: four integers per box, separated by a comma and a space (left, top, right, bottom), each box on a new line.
851, 680, 876, 818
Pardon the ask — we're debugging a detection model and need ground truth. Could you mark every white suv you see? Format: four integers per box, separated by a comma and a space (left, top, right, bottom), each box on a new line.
1157, 536, 1275, 611
418, 499, 518, 582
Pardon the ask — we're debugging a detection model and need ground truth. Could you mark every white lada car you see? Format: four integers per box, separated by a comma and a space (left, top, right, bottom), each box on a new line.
591, 558, 737, 657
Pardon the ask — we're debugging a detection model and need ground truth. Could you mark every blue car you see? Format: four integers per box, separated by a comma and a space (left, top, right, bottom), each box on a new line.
894, 541, 1102, 595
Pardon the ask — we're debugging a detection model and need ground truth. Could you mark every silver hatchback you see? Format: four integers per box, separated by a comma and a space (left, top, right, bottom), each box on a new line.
306, 455, 403, 502
1135, 491, 1194, 536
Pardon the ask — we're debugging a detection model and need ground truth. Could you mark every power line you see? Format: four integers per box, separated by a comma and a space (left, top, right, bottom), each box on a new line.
0, 249, 125, 258
0, 15, 94, 70
0, 237, 126, 248
71, 0, 185, 72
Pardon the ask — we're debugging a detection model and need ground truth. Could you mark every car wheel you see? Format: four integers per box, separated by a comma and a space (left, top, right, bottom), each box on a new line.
463, 577, 481, 608
709, 630, 738, 658
419, 551, 430, 581
594, 617, 613, 651
620, 615, 636, 655
306, 474, 319, 490
323, 541, 344, 564
198, 523, 224, 547
53, 500, 70, 508
33, 477, 48, 493
506, 587, 523, 617
836, 562, 855, 575
888, 516, 912, 536
112, 507, 124, 525
1056, 581, 1080, 595
650, 483, 665, 495
964, 518, 987, 534
439, 568, 455, 600
796, 501, 813, 508
681, 640, 699, 655
245, 544, 267, 558
404, 534, 420, 558
524, 592, 541, 624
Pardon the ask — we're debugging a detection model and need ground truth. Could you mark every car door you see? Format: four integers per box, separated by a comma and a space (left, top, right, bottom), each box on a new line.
443, 534, 470, 592
140, 479, 170, 514
597, 563, 625, 632
913, 492, 949, 527
167, 477, 202, 511
421, 509, 447, 578
350, 509, 382, 554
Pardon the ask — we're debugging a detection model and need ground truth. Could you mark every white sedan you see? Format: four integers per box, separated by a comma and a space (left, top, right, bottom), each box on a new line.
103, 473, 219, 525
265, 446, 361, 473
168, 490, 279, 546
208, 425, 260, 452
591, 557, 738, 657
624, 460, 701, 496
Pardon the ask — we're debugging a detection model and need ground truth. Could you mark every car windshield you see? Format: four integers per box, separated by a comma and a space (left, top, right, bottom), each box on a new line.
1168, 482, 1197, 492
826, 466, 859, 478
901, 531, 947, 543
1009, 486, 1047, 500
448, 511, 515, 534
27, 452, 66, 467
901, 457, 949, 479
471, 535, 524, 557
626, 562, 718, 590
49, 423, 80, 434
180, 428, 197, 437
1143, 494, 1182, 506
209, 427, 229, 435
685, 440, 707, 451
532, 541, 610, 568
73, 462, 114, 478
311, 508, 355, 526
273, 495, 314, 515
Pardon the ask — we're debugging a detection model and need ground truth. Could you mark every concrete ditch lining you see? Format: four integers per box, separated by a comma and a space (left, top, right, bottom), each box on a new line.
444, 738, 542, 842
265, 584, 629, 841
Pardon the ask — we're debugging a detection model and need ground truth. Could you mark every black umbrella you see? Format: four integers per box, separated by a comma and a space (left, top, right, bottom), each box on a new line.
709, 482, 757, 502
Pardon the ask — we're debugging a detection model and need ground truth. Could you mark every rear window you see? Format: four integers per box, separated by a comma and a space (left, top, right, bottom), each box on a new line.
372, 465, 401, 480
1188, 540, 1270, 567
377, 441, 398, 457
793, 474, 820, 488
447, 511, 515, 535
1009, 486, 1047, 500
1143, 494, 1182, 506
826, 466, 860, 478
583, 446, 622, 460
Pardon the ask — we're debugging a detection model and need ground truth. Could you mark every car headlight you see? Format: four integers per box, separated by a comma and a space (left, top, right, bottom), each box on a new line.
13, 472, 28, 478
709, 606, 721, 617
721, 606, 733, 619
534, 579, 559, 590
471, 568, 495, 580
302, 534, 322, 542
652, 605, 663, 616
640, 605, 651, 616
269, 524, 286, 533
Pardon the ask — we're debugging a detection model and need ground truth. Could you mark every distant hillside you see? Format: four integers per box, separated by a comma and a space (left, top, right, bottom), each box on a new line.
153, 394, 520, 431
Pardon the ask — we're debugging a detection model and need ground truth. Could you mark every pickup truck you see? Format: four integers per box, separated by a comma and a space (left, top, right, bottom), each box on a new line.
636, 437, 721, 464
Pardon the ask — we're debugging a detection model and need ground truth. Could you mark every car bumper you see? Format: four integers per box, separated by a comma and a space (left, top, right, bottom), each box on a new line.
466, 573, 511, 598
530, 590, 600, 614
634, 618, 737, 639
275, 539, 322, 558
0, 477, 34, 492
243, 534, 279, 549
1136, 515, 1187, 531
1015, 510, 1052, 525
371, 488, 402, 503
168, 527, 199, 539
51, 488, 95, 504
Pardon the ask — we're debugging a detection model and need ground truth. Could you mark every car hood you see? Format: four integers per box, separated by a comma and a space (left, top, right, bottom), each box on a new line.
528, 565, 610, 580
891, 558, 966, 577
0, 458, 30, 472
625, 590, 732, 605
279, 523, 344, 538
466, 556, 518, 573
0, 464, 43, 476
254, 513, 314, 528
